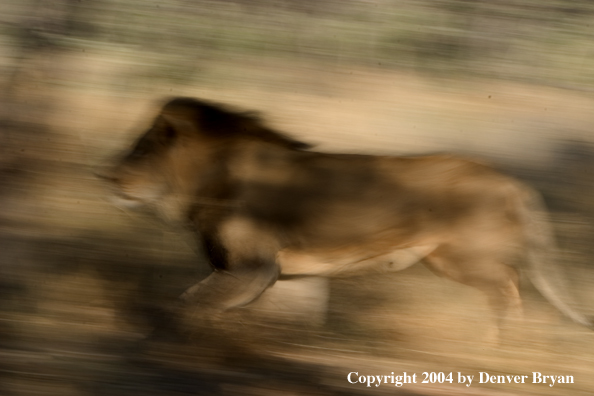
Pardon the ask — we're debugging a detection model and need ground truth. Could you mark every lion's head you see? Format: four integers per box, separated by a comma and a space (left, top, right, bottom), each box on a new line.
98, 97, 309, 222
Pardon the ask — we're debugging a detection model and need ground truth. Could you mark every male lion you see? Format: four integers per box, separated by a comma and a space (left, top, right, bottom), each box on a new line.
99, 97, 591, 333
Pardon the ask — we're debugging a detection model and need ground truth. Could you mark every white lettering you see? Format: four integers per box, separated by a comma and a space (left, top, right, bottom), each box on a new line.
532, 373, 574, 386
480, 372, 527, 384
347, 372, 358, 384
479, 372, 489, 383
458, 372, 474, 387
549, 376, 556, 387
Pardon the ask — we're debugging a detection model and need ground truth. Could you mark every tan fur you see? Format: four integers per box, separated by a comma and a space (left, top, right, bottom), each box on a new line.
99, 97, 591, 332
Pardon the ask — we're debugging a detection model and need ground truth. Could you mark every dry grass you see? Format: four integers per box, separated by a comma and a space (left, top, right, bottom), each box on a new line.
3, 54, 594, 395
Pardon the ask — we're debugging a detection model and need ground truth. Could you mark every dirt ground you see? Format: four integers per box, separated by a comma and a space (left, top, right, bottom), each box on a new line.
1, 56, 594, 395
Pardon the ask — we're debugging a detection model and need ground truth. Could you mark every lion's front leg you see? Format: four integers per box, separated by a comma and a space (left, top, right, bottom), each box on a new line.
180, 262, 280, 310
182, 216, 282, 311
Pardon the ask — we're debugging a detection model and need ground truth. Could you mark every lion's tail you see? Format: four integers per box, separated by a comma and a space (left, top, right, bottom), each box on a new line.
517, 184, 592, 328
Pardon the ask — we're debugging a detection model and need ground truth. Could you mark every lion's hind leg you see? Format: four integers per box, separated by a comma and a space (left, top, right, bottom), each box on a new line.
423, 245, 524, 340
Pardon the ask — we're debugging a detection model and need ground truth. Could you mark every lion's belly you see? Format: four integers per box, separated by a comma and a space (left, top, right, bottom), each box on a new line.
276, 244, 437, 277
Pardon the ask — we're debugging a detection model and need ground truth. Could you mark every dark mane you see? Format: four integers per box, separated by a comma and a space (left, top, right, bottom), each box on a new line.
164, 97, 311, 150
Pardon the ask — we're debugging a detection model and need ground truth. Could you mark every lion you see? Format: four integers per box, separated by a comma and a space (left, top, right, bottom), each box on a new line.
99, 97, 591, 334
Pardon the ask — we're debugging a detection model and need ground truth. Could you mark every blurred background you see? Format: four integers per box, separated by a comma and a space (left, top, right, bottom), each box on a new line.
1, 0, 594, 395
